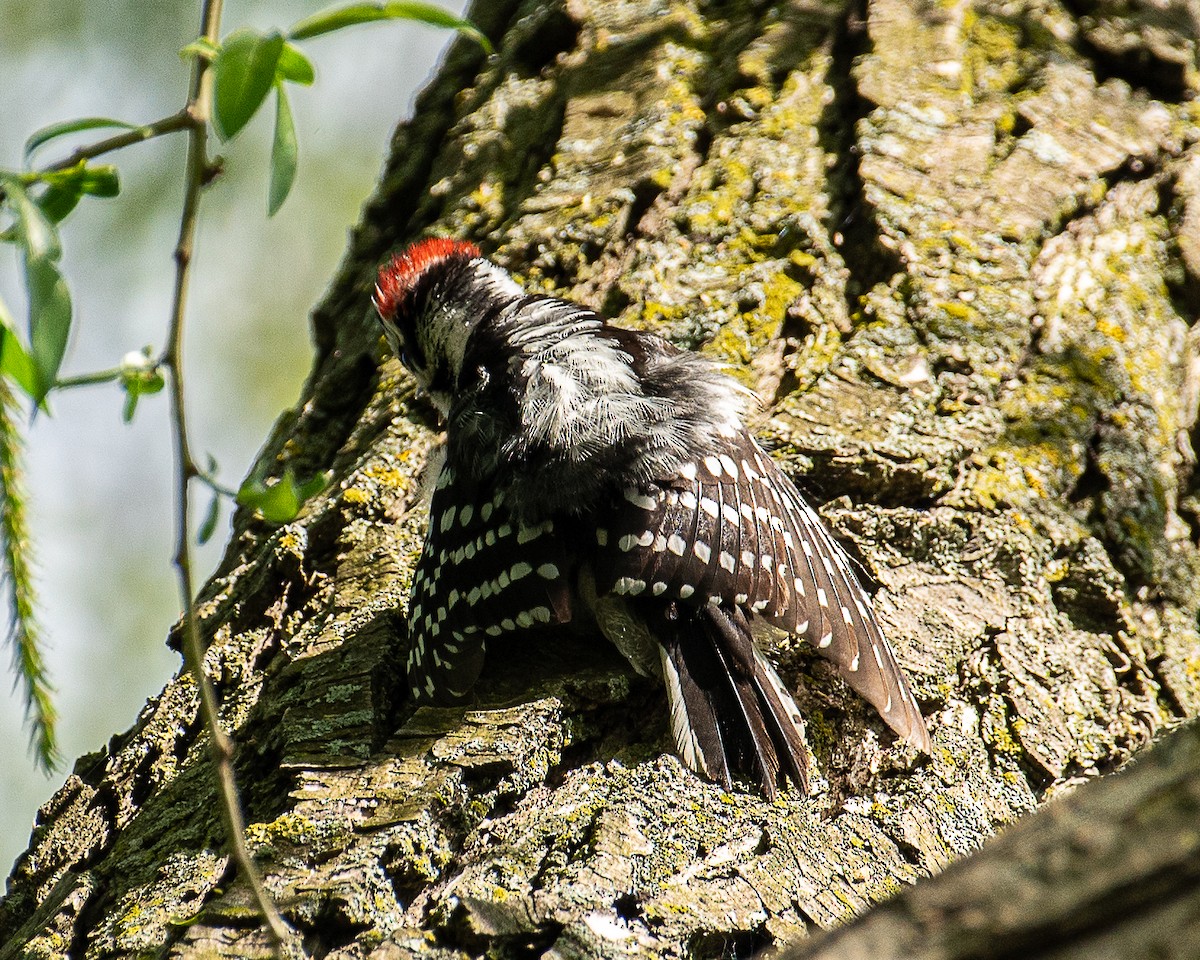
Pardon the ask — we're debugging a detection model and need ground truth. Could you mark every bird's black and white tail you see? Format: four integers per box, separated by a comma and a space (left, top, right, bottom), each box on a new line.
657, 602, 809, 798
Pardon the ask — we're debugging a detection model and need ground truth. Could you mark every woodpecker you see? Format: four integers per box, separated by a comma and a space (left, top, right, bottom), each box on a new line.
374, 238, 931, 797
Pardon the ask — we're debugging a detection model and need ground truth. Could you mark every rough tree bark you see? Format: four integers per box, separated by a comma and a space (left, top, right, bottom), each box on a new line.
3, 0, 1200, 957
786, 716, 1200, 959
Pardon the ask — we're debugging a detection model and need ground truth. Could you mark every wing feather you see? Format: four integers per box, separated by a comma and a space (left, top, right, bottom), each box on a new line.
407, 469, 573, 705
592, 431, 930, 753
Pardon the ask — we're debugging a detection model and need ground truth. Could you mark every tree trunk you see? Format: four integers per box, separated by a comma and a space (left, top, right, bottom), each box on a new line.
4, 0, 1200, 957
785, 717, 1200, 960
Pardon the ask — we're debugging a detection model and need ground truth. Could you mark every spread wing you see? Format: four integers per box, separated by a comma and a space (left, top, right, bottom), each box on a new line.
406, 466, 574, 704
591, 432, 930, 752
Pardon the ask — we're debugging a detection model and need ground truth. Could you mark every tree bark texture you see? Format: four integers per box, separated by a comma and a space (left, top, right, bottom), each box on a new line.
4, 0, 1200, 957
786, 717, 1200, 960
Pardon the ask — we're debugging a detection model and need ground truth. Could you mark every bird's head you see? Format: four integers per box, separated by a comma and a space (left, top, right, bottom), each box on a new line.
373, 237, 492, 413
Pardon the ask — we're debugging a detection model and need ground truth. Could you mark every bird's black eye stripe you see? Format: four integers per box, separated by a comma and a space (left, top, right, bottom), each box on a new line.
377, 309, 425, 374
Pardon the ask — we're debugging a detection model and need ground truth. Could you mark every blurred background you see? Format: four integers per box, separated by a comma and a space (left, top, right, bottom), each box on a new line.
0, 0, 465, 877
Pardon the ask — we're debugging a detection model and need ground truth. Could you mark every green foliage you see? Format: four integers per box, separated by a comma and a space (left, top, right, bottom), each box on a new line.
269, 85, 298, 216
213, 30, 286, 141
24, 258, 71, 401
289, 1, 493, 52
0, 297, 38, 400
24, 117, 145, 163
118, 347, 166, 423
196, 454, 235, 546
276, 42, 315, 85
0, 175, 75, 403
36, 162, 121, 224
197, 492, 222, 546
205, 0, 493, 215
238, 467, 330, 524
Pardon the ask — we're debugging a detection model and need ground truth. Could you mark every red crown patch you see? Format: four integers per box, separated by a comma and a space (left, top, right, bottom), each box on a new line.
374, 238, 481, 320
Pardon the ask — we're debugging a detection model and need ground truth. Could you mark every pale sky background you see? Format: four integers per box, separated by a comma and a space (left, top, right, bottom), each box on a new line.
0, 0, 466, 877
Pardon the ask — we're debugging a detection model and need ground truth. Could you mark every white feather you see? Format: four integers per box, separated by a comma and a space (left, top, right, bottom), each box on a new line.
660, 645, 708, 777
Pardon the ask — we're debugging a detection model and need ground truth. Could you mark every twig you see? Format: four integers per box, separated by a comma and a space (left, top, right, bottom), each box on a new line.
42, 110, 194, 172
163, 0, 292, 951
53, 367, 123, 388
195, 467, 239, 501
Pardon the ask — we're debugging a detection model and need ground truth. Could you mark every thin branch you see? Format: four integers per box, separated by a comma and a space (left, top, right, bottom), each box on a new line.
0, 111, 196, 212
53, 367, 123, 389
42, 110, 195, 173
195, 467, 239, 501
163, 0, 292, 951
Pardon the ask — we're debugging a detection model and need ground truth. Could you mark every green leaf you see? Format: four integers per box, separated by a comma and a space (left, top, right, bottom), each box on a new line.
122, 382, 140, 422
38, 162, 121, 198
76, 164, 120, 198
237, 467, 327, 523
179, 37, 220, 61
238, 470, 301, 523
119, 347, 164, 391
276, 42, 315, 85
268, 85, 298, 217
0, 298, 38, 398
0, 328, 39, 400
256, 477, 301, 524
1, 175, 61, 261
24, 256, 71, 400
36, 185, 82, 225
0, 176, 71, 401
297, 470, 330, 501
212, 30, 285, 141
118, 347, 164, 422
197, 492, 221, 545
24, 117, 142, 163
288, 1, 492, 53
26, 163, 120, 225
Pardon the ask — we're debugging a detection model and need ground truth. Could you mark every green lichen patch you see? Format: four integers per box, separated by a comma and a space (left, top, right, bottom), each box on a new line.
90, 849, 228, 955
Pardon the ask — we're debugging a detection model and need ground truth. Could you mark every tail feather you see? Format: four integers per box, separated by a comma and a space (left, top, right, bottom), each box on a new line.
659, 637, 731, 787
705, 604, 784, 787
658, 602, 810, 797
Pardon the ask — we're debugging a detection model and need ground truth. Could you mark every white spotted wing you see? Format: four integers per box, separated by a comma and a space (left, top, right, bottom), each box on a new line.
592, 433, 930, 752
406, 466, 574, 704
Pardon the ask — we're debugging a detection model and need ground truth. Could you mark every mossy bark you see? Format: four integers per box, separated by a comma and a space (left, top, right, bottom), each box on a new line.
785, 717, 1200, 960
4, 0, 1200, 957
